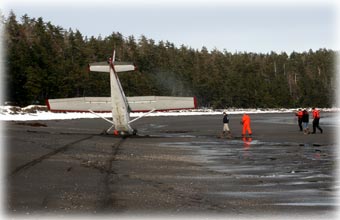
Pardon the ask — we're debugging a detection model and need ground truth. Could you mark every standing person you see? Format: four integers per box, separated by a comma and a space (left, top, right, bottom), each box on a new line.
302, 109, 310, 134
295, 109, 303, 131
221, 112, 231, 138
241, 113, 252, 137
312, 107, 323, 134
222, 112, 231, 138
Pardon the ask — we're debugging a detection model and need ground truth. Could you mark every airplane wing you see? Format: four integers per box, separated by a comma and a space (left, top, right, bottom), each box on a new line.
128, 96, 197, 112
46, 96, 197, 113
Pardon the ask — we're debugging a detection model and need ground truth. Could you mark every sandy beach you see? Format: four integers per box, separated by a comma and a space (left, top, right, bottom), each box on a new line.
3, 112, 338, 219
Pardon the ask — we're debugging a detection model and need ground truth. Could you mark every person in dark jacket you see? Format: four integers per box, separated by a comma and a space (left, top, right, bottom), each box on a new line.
302, 109, 310, 134
222, 112, 231, 137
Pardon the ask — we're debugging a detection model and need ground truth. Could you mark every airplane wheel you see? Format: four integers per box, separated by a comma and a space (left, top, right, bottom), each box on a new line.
133, 129, 137, 135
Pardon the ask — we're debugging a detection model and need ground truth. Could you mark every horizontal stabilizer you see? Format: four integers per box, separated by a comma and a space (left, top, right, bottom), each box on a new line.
89, 62, 136, 73
46, 96, 197, 113
89, 64, 110, 73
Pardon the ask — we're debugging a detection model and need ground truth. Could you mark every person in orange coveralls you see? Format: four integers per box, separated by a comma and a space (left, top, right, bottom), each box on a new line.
312, 107, 323, 134
295, 109, 303, 131
241, 113, 252, 136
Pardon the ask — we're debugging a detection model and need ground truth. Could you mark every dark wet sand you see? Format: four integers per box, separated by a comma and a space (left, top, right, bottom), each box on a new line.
3, 112, 338, 219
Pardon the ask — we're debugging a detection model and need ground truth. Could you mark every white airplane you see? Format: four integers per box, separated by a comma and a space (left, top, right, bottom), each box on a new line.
47, 50, 197, 136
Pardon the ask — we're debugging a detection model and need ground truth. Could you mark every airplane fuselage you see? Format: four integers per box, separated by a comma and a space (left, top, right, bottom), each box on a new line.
109, 60, 134, 135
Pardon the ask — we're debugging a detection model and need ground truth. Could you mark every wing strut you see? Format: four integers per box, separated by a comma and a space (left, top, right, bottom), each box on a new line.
128, 108, 156, 124
89, 109, 115, 125
89, 109, 116, 133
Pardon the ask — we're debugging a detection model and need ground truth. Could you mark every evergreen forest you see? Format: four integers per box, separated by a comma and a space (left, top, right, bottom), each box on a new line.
3, 12, 338, 108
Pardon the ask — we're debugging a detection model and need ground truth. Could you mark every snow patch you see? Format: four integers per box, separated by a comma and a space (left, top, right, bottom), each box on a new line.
0, 105, 339, 121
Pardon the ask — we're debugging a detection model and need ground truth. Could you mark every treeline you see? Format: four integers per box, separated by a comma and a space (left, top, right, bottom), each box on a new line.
4, 12, 337, 108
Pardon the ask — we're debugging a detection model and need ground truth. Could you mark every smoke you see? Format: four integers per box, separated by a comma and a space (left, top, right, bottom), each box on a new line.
150, 69, 193, 97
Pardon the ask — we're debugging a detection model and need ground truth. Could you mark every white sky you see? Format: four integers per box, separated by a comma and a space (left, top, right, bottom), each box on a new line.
1, 0, 339, 54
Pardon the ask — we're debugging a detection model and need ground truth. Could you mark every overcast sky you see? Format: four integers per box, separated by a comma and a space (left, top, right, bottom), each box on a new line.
1, 0, 339, 54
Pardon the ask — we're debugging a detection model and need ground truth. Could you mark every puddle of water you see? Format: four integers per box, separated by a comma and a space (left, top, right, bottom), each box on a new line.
301, 174, 333, 179
212, 189, 324, 198
174, 175, 232, 180
275, 202, 336, 207
155, 134, 196, 138
233, 173, 297, 179
149, 124, 167, 128
158, 137, 335, 209
159, 139, 334, 183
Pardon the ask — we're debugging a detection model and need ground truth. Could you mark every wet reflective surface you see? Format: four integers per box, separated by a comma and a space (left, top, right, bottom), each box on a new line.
154, 112, 338, 216
5, 112, 339, 218
161, 137, 336, 209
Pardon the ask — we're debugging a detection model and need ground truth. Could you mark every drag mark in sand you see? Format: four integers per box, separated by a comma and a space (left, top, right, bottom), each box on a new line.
100, 138, 126, 211
8, 135, 94, 177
